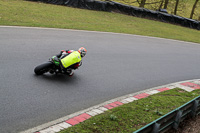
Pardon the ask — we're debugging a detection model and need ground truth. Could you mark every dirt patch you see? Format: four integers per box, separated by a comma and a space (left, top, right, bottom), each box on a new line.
169, 115, 200, 133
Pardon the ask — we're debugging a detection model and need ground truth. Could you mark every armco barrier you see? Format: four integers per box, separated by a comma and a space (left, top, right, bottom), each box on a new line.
133, 95, 200, 133
27, 0, 200, 30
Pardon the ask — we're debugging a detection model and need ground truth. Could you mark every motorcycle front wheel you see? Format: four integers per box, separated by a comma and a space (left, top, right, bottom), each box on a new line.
34, 62, 53, 75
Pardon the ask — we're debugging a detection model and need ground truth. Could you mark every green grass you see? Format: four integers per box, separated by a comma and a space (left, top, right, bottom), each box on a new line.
0, 0, 200, 43
60, 88, 200, 133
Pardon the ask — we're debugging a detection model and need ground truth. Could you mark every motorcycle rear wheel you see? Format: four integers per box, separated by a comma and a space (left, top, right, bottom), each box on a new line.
34, 62, 53, 75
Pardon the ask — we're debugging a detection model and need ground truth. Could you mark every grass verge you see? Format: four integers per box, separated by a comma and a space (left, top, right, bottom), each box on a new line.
59, 88, 200, 133
0, 0, 200, 43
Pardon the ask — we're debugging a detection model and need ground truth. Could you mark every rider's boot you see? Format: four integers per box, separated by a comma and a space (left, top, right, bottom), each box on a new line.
68, 71, 74, 77
66, 69, 74, 77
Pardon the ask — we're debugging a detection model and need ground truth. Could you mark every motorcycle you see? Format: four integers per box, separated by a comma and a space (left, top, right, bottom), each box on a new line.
34, 56, 72, 75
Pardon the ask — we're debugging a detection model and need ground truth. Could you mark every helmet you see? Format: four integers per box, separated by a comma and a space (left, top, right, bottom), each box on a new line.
78, 47, 87, 57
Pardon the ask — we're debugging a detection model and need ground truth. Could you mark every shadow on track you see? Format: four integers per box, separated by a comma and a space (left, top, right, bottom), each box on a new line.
33, 73, 81, 84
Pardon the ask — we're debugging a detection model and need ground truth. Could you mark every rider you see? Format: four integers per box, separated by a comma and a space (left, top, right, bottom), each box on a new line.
55, 47, 87, 76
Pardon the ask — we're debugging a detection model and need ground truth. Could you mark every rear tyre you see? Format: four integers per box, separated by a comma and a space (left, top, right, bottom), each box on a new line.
34, 62, 53, 75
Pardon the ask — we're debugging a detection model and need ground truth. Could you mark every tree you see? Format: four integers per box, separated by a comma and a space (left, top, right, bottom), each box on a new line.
158, 0, 164, 10
190, 0, 199, 19
174, 0, 179, 15
163, 0, 169, 9
139, 0, 146, 8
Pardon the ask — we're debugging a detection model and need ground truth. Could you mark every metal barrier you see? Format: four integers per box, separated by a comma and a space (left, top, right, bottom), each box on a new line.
134, 95, 200, 133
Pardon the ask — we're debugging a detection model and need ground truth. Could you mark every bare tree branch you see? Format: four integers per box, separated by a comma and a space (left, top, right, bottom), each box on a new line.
120, 0, 138, 4
174, 0, 179, 15
164, 0, 169, 9
139, 0, 146, 8
190, 0, 199, 19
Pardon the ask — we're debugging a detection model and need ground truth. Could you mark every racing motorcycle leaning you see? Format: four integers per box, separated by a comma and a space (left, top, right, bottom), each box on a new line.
34, 56, 77, 76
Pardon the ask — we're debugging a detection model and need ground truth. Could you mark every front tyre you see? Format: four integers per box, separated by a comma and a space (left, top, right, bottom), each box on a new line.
34, 62, 53, 75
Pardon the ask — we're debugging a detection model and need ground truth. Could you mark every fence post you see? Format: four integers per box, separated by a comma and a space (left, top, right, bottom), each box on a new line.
191, 100, 199, 117
173, 110, 183, 130
151, 123, 160, 133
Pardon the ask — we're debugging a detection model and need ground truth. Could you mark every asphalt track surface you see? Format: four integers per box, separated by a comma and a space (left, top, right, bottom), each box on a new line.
0, 26, 200, 133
